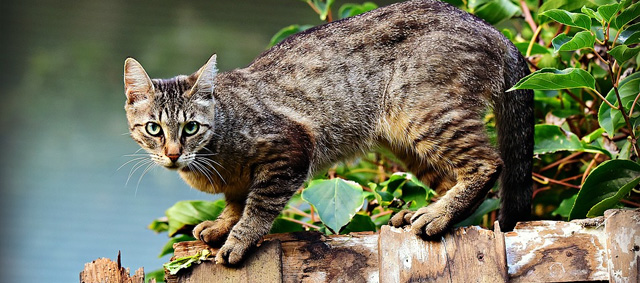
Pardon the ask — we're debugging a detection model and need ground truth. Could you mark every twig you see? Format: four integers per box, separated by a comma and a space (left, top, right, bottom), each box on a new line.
288, 205, 313, 219
526, 25, 544, 57
628, 92, 640, 117
532, 172, 582, 189
620, 199, 640, 207
371, 210, 393, 219
581, 153, 600, 184
281, 216, 322, 230
520, 0, 537, 32
540, 152, 583, 172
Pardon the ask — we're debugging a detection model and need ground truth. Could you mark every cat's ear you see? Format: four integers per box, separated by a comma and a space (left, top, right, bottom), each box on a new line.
187, 54, 218, 99
124, 58, 154, 105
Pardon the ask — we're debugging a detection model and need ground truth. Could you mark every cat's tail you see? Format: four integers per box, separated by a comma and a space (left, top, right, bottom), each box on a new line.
494, 43, 534, 231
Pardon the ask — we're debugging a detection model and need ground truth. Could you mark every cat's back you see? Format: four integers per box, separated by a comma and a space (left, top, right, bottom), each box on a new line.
249, 0, 504, 69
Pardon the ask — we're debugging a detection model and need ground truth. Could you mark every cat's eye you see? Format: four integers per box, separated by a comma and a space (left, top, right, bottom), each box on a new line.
146, 122, 163, 137
183, 121, 199, 136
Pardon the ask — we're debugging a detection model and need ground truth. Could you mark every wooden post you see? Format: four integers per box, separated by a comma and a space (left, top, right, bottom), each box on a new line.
378, 225, 508, 282
604, 209, 640, 283
80, 252, 152, 283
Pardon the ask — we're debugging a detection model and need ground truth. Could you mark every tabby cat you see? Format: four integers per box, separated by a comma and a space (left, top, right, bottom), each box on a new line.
124, 0, 533, 265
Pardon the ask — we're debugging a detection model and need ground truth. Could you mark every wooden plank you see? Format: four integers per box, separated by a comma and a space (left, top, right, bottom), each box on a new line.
275, 231, 379, 283
169, 232, 378, 283
167, 240, 282, 283
378, 225, 508, 282
80, 252, 150, 283
505, 219, 608, 282
604, 209, 640, 283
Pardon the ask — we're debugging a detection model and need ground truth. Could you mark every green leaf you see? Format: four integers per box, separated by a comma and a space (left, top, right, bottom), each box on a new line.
608, 44, 640, 64
454, 198, 500, 227
163, 249, 212, 275
581, 6, 603, 21
145, 268, 165, 283
570, 160, 640, 219
614, 1, 640, 29
166, 200, 225, 237
312, 0, 336, 21
598, 71, 640, 136
551, 31, 595, 52
301, 178, 365, 233
582, 128, 605, 144
148, 218, 169, 233
341, 213, 376, 233
587, 175, 640, 217
159, 234, 195, 258
597, 3, 620, 23
509, 68, 596, 91
473, 0, 521, 24
539, 0, 590, 14
338, 2, 378, 19
270, 216, 305, 234
268, 24, 314, 48
618, 22, 640, 45
539, 9, 592, 30
551, 194, 578, 218
534, 124, 584, 155
514, 42, 551, 55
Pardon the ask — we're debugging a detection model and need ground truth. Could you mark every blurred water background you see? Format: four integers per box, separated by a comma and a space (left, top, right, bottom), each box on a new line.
0, 0, 394, 281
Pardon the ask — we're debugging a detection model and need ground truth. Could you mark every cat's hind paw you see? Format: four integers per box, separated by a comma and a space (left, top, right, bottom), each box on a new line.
388, 209, 414, 228
409, 205, 451, 239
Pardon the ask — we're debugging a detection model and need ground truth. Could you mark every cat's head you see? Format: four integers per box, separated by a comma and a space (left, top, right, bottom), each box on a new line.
123, 55, 218, 170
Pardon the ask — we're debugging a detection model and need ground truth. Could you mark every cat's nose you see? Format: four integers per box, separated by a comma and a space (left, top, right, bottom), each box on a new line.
167, 154, 180, 162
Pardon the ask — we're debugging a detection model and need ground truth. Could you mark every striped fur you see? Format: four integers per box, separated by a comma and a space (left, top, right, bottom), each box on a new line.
123, 0, 533, 265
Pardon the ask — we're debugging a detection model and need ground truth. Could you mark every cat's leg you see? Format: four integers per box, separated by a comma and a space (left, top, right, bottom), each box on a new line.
210, 130, 311, 265
388, 151, 457, 228
215, 166, 308, 265
192, 200, 244, 246
409, 146, 502, 238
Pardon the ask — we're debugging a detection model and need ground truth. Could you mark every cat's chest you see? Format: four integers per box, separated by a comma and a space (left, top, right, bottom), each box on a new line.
178, 168, 249, 199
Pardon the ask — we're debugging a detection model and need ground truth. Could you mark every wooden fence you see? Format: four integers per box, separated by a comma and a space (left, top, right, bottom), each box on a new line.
81, 209, 639, 283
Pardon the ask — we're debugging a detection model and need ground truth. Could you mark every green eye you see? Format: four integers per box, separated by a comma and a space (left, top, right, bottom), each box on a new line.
183, 121, 199, 136
146, 122, 163, 136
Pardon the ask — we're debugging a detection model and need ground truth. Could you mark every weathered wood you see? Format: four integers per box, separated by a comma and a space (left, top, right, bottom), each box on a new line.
80, 252, 151, 283
107, 208, 638, 283
276, 231, 379, 283
378, 225, 508, 282
505, 218, 608, 282
167, 240, 282, 283
604, 209, 640, 283
168, 231, 378, 283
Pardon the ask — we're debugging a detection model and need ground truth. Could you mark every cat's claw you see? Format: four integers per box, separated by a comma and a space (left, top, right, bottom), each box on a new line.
409, 205, 451, 238
215, 236, 249, 265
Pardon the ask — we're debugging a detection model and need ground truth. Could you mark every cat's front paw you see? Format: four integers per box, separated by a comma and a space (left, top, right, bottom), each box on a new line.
193, 220, 231, 247
409, 205, 452, 238
215, 236, 251, 265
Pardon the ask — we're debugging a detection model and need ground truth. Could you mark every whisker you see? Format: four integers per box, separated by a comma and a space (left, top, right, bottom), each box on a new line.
136, 162, 156, 196
191, 161, 216, 188
117, 157, 149, 172
196, 157, 227, 184
127, 159, 153, 186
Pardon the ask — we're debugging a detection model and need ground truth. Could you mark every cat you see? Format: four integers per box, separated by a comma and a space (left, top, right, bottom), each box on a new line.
123, 0, 533, 265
